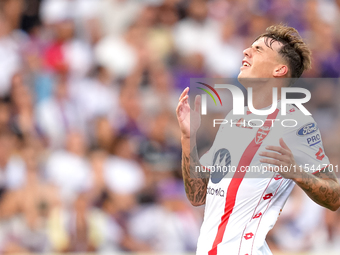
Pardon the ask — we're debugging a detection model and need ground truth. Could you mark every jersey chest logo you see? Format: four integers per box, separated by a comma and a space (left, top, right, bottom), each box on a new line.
255, 125, 271, 144
211, 148, 231, 184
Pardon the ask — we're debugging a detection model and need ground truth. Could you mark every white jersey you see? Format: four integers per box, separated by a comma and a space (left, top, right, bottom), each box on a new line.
198, 104, 330, 255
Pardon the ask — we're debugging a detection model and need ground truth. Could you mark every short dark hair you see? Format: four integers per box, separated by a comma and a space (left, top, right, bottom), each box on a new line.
255, 24, 312, 79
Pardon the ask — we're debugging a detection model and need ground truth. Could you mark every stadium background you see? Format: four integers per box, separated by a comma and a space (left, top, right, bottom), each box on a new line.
0, 0, 340, 254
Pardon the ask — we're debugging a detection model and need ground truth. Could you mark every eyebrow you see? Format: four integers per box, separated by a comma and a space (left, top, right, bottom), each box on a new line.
251, 44, 264, 51
254, 37, 282, 51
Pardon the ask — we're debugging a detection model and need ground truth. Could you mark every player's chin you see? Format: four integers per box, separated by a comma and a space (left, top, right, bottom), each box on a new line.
237, 71, 250, 83
237, 71, 244, 79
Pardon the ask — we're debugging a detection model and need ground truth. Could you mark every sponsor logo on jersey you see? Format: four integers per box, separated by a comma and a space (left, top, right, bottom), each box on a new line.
253, 212, 262, 219
255, 125, 271, 144
244, 233, 254, 240
211, 148, 231, 184
315, 148, 325, 161
274, 174, 282, 180
207, 187, 225, 197
263, 193, 273, 200
307, 133, 321, 146
297, 122, 318, 136
286, 107, 296, 115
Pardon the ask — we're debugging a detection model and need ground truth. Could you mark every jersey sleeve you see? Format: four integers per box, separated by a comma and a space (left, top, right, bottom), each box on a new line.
282, 117, 330, 174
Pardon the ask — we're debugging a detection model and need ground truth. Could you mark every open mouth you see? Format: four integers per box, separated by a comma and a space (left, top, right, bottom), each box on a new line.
242, 60, 251, 67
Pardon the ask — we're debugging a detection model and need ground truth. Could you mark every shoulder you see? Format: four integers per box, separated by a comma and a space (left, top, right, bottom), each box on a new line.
279, 104, 318, 139
281, 105, 323, 147
282, 104, 317, 131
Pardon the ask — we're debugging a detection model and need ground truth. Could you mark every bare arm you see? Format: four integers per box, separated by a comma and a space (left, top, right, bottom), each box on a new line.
293, 167, 340, 211
176, 88, 210, 206
260, 138, 340, 211
181, 138, 209, 206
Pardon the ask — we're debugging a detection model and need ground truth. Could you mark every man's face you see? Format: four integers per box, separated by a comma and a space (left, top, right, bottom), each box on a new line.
238, 37, 286, 80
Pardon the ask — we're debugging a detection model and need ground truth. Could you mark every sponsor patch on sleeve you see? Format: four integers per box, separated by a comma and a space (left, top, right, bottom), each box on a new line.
306, 133, 321, 146
297, 122, 318, 136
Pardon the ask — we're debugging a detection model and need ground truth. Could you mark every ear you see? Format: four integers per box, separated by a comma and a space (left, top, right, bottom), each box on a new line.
273, 65, 288, 77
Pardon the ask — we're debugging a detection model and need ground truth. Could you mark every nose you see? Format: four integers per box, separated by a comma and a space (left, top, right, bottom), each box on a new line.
243, 47, 251, 58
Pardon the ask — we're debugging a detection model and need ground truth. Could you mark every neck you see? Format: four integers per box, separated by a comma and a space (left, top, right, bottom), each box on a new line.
247, 82, 282, 110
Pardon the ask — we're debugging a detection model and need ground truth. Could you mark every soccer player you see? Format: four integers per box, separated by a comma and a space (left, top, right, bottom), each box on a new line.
176, 25, 340, 255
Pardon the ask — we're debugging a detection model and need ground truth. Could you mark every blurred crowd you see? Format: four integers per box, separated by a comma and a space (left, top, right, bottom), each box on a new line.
0, 0, 340, 253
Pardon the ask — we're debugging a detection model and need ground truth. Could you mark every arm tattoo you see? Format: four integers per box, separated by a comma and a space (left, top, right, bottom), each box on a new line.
182, 145, 210, 206
296, 167, 340, 211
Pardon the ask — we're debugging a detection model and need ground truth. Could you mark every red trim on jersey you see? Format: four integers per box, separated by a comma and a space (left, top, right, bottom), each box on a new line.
237, 175, 274, 255
250, 179, 284, 255
208, 109, 280, 255
312, 164, 329, 175
202, 166, 208, 171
